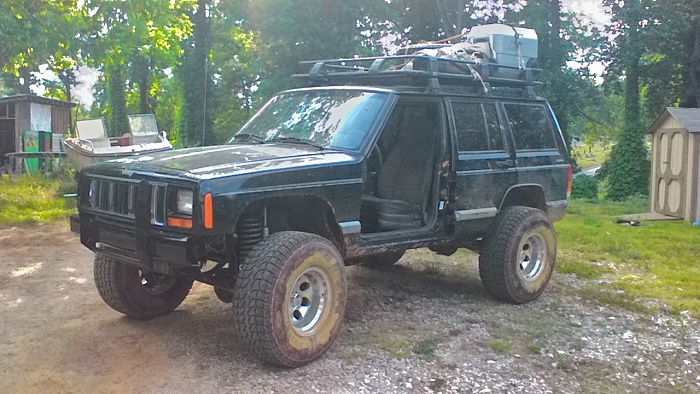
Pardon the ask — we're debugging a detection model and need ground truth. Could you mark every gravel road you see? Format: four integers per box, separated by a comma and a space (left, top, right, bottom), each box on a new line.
1, 223, 698, 393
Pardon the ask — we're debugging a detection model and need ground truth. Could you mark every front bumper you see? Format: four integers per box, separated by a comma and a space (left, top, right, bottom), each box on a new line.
75, 212, 196, 274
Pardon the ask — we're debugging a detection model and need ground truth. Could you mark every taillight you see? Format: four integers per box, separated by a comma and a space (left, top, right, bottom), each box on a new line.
567, 165, 573, 198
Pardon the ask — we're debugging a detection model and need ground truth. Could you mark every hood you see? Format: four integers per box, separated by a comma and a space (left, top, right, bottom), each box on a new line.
87, 144, 358, 179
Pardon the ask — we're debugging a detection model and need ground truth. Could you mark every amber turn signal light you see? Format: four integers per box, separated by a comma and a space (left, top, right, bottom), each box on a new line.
203, 193, 213, 229
167, 217, 193, 229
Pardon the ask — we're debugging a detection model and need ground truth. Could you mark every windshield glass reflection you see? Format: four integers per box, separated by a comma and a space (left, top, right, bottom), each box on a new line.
229, 90, 389, 151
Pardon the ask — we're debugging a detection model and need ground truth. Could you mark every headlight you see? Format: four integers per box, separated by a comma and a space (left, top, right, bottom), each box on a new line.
176, 190, 193, 215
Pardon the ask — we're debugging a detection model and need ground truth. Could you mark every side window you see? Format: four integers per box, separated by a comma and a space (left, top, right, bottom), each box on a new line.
452, 101, 504, 152
504, 104, 557, 150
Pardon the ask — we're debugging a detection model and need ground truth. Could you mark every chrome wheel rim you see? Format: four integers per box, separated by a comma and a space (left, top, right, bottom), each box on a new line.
288, 267, 330, 335
518, 232, 546, 282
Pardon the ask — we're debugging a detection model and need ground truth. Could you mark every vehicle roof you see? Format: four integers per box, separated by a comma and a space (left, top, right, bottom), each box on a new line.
281, 85, 548, 102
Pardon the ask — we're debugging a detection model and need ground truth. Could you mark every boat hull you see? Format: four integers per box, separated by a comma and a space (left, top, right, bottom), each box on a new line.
63, 139, 172, 171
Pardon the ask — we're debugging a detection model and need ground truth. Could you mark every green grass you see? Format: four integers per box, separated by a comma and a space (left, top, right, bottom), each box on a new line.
0, 174, 76, 224
556, 198, 700, 317
488, 339, 512, 354
572, 143, 610, 169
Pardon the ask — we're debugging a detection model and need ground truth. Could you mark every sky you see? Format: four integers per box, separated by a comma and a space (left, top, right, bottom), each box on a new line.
563, 0, 609, 28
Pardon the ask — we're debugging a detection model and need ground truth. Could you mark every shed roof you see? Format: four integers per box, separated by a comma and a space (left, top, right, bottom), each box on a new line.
648, 107, 700, 134
0, 94, 76, 108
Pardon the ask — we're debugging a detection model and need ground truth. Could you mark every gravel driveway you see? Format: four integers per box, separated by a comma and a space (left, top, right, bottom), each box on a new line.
1, 223, 698, 393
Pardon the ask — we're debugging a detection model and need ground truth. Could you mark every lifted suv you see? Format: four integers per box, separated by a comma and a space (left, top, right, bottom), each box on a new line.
71, 53, 571, 367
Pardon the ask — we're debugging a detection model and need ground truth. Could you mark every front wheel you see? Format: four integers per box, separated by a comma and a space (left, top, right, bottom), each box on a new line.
233, 231, 347, 367
94, 254, 193, 319
478, 206, 556, 304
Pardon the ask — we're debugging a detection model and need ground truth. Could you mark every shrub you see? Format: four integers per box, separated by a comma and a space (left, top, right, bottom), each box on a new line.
572, 175, 599, 199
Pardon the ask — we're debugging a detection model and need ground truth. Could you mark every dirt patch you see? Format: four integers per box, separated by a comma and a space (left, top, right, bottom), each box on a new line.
1, 223, 698, 393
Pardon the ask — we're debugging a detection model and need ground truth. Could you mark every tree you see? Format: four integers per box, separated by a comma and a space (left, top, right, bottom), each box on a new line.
84, 0, 193, 135
178, 0, 213, 146
504, 0, 601, 160
0, 0, 86, 97
386, 0, 520, 43
603, 0, 652, 200
209, 6, 264, 143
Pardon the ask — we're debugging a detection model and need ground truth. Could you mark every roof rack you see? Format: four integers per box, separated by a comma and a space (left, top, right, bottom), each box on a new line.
292, 54, 542, 98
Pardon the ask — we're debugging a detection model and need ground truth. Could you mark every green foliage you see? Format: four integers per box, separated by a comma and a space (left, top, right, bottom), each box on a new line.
571, 176, 599, 200
605, 132, 650, 201
602, 0, 653, 201
3, 0, 696, 157
0, 175, 76, 224
505, 1, 602, 155
178, 0, 213, 147
107, 65, 128, 136
556, 198, 700, 317
0, 0, 87, 95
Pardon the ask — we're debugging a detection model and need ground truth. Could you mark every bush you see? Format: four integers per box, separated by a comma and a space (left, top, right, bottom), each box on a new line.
572, 175, 599, 199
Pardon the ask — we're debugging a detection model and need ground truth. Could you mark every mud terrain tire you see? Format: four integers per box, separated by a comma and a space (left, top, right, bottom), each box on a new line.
94, 253, 193, 319
233, 231, 347, 367
479, 206, 556, 304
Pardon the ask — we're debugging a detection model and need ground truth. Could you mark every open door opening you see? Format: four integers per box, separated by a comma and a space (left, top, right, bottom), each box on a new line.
360, 99, 443, 234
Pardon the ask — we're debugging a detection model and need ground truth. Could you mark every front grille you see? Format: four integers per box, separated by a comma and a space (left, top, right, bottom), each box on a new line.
86, 177, 170, 227
89, 178, 139, 218
150, 183, 167, 226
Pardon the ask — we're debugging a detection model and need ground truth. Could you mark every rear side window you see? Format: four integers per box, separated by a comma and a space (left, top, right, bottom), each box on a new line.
504, 104, 557, 150
451, 101, 504, 152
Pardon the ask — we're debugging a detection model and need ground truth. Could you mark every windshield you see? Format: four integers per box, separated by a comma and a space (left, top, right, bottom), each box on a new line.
229, 90, 390, 151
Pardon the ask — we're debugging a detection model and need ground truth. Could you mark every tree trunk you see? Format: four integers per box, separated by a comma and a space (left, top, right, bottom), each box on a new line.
58, 70, 75, 135
179, 0, 212, 146
680, 18, 700, 108
133, 56, 154, 114
606, 0, 650, 200
108, 65, 129, 137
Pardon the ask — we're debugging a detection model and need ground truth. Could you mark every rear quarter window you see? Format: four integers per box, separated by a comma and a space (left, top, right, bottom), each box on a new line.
503, 103, 557, 150
450, 101, 504, 152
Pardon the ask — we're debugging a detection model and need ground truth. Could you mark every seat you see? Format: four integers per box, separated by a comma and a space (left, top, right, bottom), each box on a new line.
362, 114, 436, 231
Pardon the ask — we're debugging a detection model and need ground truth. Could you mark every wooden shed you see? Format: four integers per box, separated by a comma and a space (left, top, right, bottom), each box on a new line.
0, 94, 76, 162
647, 108, 700, 222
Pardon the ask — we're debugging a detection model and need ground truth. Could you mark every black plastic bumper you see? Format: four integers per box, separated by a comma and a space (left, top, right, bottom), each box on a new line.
76, 213, 195, 274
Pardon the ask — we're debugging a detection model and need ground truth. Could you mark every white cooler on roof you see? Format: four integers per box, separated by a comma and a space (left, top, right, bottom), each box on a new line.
466, 24, 538, 70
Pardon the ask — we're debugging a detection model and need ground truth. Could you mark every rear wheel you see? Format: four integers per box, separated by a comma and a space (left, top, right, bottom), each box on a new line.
233, 231, 347, 367
479, 207, 556, 304
93, 254, 193, 319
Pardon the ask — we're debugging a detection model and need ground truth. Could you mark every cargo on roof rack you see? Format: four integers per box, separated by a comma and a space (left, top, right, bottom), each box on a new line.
292, 54, 542, 98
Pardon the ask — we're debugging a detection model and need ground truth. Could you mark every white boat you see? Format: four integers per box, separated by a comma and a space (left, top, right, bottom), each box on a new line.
64, 114, 172, 171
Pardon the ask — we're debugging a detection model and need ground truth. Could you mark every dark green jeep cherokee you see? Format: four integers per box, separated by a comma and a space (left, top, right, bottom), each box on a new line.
72, 54, 571, 367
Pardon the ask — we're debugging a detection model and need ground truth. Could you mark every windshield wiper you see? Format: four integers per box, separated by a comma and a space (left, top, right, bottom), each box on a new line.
232, 133, 265, 144
269, 136, 325, 150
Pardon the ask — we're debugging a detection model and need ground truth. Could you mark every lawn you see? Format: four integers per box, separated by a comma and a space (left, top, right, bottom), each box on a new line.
572, 143, 610, 169
0, 174, 76, 224
556, 198, 700, 317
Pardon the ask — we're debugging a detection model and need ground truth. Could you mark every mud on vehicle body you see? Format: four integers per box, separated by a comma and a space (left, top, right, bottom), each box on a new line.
72, 51, 571, 367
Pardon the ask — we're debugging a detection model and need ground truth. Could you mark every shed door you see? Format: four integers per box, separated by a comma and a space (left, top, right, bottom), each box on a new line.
655, 129, 687, 218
